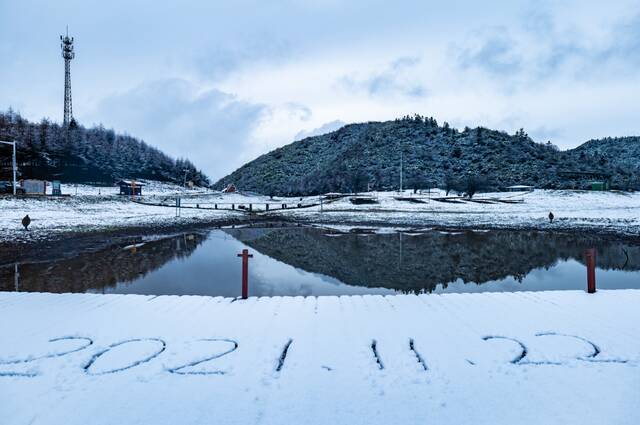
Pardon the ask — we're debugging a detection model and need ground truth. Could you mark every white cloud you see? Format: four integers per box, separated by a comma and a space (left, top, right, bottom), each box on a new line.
339, 57, 428, 98
1, 0, 639, 183
294, 120, 346, 141
89, 79, 267, 179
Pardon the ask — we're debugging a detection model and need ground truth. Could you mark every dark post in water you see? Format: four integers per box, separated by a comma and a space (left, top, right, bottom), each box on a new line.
585, 248, 597, 293
237, 249, 253, 299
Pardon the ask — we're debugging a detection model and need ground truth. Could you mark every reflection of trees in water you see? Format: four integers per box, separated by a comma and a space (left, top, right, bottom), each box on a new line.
227, 228, 640, 294
0, 233, 206, 293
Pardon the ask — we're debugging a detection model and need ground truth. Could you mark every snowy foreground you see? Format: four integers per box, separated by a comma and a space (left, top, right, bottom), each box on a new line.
1, 290, 638, 425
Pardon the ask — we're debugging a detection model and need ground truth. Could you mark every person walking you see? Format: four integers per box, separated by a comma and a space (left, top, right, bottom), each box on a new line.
548, 211, 554, 223
21, 214, 31, 231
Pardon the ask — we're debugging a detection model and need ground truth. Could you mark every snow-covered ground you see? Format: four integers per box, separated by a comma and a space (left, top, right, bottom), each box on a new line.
0, 290, 638, 425
275, 189, 640, 235
0, 181, 245, 243
2, 184, 639, 243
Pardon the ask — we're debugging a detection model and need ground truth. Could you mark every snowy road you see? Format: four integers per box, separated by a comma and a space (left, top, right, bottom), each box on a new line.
1, 290, 638, 425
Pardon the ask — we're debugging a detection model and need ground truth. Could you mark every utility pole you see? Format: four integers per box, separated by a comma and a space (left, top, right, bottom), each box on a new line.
183, 169, 189, 188
399, 150, 403, 193
0, 141, 17, 195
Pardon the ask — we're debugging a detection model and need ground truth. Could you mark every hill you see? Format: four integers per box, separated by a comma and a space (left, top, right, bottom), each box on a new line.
570, 136, 640, 186
214, 115, 639, 195
0, 109, 209, 185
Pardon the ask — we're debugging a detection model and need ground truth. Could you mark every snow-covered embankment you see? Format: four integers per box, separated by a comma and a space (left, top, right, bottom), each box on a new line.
1, 290, 638, 425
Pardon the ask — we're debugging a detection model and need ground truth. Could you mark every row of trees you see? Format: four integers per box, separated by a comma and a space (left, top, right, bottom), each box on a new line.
0, 109, 209, 186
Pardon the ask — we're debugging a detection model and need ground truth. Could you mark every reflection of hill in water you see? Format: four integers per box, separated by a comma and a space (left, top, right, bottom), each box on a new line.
0, 234, 206, 293
226, 228, 640, 293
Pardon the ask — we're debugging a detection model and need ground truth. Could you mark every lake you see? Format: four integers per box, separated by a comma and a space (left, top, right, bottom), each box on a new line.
1, 224, 639, 297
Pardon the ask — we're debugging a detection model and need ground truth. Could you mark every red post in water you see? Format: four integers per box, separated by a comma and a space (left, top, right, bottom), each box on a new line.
237, 249, 253, 299
585, 248, 597, 293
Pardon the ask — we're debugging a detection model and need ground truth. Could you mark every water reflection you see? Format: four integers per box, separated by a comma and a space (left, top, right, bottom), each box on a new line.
0, 233, 206, 293
225, 227, 640, 294
1, 226, 638, 296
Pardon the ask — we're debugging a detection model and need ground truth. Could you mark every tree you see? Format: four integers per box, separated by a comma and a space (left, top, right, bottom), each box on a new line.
515, 128, 528, 140
349, 168, 367, 194
0, 110, 210, 186
444, 174, 458, 196
462, 174, 487, 199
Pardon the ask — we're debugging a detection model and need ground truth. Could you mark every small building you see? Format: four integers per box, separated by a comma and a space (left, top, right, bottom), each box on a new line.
589, 181, 609, 191
557, 170, 612, 190
117, 180, 144, 196
324, 192, 344, 199
52, 180, 62, 196
222, 183, 236, 193
21, 179, 47, 195
506, 185, 534, 192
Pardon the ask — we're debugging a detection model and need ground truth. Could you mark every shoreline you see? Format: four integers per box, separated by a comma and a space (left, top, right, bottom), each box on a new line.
2, 212, 638, 267
0, 216, 279, 266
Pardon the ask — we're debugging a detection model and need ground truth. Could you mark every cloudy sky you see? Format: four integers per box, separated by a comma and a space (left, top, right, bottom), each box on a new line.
1, 0, 639, 180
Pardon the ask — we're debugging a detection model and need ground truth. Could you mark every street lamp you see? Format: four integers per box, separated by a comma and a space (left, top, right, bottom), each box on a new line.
0, 140, 17, 196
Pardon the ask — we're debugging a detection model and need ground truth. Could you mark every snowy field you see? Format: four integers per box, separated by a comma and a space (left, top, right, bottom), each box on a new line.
276, 189, 640, 235
0, 290, 638, 425
0, 181, 244, 243
2, 183, 640, 243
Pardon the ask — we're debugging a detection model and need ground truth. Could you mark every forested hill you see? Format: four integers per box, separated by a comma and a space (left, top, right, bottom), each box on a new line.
214, 115, 639, 195
571, 136, 640, 176
0, 109, 209, 185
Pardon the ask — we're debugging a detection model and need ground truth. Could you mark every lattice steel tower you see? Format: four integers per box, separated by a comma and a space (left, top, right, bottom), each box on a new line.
60, 27, 75, 127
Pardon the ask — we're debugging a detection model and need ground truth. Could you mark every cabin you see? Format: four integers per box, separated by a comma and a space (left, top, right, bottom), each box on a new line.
222, 183, 237, 193
118, 180, 144, 196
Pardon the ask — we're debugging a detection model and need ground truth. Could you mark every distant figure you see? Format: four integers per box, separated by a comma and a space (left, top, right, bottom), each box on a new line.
22, 214, 31, 231
548, 212, 554, 223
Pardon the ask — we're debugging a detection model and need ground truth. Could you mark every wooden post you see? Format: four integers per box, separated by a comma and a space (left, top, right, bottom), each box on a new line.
14, 263, 19, 292
585, 248, 597, 293
266, 204, 269, 211
237, 249, 253, 299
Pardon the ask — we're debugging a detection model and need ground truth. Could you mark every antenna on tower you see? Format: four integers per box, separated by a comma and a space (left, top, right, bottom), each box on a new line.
60, 27, 75, 127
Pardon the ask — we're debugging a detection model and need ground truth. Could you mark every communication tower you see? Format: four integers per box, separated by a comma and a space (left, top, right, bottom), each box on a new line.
60, 27, 75, 127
